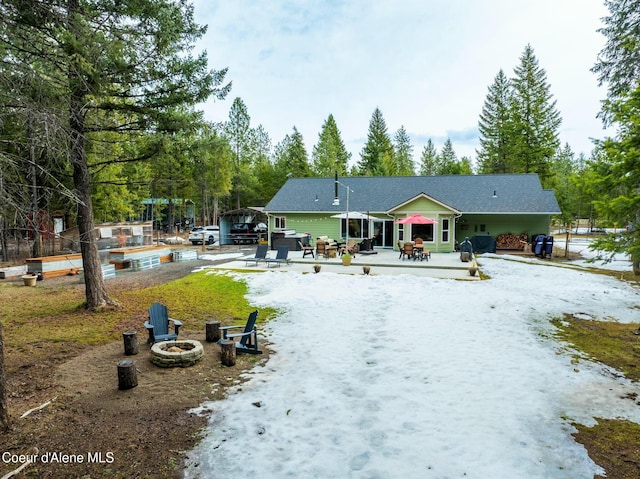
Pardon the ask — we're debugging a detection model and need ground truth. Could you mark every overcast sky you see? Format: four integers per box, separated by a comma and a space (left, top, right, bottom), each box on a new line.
192, 0, 611, 168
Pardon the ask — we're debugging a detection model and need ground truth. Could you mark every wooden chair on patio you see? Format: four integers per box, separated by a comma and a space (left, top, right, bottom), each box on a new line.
402, 242, 415, 260
298, 240, 315, 258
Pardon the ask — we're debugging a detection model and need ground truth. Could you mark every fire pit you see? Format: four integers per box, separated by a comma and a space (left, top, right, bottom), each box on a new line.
150, 340, 204, 368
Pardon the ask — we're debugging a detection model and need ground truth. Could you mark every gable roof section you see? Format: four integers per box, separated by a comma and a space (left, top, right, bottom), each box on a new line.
387, 192, 460, 214
264, 174, 561, 215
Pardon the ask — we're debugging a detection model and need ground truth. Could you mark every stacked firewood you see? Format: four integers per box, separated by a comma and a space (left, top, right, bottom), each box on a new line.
496, 232, 529, 249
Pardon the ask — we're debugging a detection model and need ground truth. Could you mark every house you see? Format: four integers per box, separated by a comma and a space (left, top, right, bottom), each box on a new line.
263, 174, 561, 253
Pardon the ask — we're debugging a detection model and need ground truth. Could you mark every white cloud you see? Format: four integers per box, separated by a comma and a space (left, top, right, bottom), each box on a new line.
193, 0, 611, 166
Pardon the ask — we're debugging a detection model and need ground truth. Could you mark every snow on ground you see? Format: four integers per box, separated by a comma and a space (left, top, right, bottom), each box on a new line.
184, 253, 639, 479
555, 237, 633, 271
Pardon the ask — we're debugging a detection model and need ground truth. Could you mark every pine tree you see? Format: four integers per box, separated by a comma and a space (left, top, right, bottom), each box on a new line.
312, 114, 350, 176
591, 0, 640, 120
511, 44, 562, 184
393, 125, 415, 175
438, 138, 459, 175
0, 0, 230, 309
358, 108, 394, 176
477, 69, 516, 174
583, 0, 640, 274
225, 98, 253, 209
418, 139, 438, 175
274, 127, 311, 178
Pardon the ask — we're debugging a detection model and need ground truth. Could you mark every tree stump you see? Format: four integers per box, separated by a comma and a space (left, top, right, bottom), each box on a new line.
122, 331, 139, 355
205, 321, 221, 342
220, 340, 236, 367
117, 360, 138, 390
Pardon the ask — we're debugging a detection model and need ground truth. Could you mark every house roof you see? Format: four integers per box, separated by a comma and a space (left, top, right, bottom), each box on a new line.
264, 174, 561, 215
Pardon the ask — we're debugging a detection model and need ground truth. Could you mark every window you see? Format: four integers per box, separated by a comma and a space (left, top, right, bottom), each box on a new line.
398, 224, 404, 242
341, 218, 369, 239
442, 218, 450, 243
274, 216, 286, 229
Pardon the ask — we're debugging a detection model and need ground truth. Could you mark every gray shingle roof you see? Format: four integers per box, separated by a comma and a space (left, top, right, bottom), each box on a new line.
264, 174, 561, 215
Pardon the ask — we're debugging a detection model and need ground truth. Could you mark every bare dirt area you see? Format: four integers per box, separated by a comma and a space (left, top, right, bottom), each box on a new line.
1, 246, 269, 479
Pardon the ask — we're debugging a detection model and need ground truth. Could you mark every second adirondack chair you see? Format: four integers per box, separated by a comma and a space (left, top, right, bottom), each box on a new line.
218, 310, 262, 354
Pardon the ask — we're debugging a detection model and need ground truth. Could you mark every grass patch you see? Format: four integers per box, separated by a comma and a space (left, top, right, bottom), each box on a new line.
552, 314, 640, 478
573, 419, 640, 479
0, 270, 276, 363
551, 313, 640, 381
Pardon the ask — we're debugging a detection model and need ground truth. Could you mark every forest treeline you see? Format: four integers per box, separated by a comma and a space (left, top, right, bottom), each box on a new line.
0, 0, 638, 279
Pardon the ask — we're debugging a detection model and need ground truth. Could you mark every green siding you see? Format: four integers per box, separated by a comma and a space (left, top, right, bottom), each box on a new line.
269, 213, 345, 244
392, 197, 456, 253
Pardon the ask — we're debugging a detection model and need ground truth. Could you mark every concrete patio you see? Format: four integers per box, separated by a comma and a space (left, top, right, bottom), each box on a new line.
208, 247, 480, 280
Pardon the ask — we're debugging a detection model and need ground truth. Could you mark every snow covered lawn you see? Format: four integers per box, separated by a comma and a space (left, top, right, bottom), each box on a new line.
185, 255, 639, 479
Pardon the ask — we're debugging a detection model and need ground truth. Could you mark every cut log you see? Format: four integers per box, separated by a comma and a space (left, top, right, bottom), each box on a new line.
122, 331, 139, 355
117, 360, 138, 390
205, 321, 221, 342
220, 340, 236, 367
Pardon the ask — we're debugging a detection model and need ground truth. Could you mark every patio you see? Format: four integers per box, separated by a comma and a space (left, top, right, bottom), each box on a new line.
209, 247, 479, 279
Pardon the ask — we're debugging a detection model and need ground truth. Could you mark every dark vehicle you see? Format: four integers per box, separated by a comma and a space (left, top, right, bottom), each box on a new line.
228, 223, 267, 244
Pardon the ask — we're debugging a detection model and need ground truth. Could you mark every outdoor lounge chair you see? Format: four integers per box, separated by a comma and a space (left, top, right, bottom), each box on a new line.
245, 244, 268, 266
218, 310, 262, 354
266, 245, 291, 268
144, 302, 183, 344
298, 240, 315, 258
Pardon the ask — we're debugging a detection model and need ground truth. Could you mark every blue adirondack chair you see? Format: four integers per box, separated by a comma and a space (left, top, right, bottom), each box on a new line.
266, 245, 291, 268
144, 302, 183, 344
218, 310, 262, 354
244, 244, 269, 266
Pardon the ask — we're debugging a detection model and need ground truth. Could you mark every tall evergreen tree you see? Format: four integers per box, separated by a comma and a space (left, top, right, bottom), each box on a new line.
393, 125, 415, 175
312, 114, 350, 176
418, 139, 438, 175
0, 0, 230, 308
191, 124, 233, 225
224, 98, 252, 209
511, 44, 562, 184
583, 0, 640, 274
358, 108, 393, 176
274, 127, 311, 178
477, 69, 516, 174
591, 0, 640, 121
438, 138, 459, 175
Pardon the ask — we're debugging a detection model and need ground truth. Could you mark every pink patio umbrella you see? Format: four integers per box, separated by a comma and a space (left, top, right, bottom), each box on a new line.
395, 214, 436, 224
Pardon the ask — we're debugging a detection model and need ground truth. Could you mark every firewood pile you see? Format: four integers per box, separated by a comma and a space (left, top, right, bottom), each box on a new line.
496, 232, 529, 250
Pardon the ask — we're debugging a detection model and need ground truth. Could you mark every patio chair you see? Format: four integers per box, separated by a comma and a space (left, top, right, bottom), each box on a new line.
245, 244, 269, 266
144, 302, 183, 344
316, 239, 328, 259
398, 240, 406, 259
266, 245, 291, 268
218, 310, 262, 355
402, 242, 415, 260
298, 240, 314, 258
